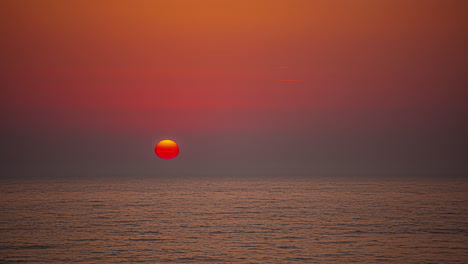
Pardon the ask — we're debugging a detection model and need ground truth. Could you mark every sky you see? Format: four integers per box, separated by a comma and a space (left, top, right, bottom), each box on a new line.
1, 0, 467, 179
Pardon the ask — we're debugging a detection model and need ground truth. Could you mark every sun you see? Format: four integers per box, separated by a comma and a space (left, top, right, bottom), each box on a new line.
155, 139, 179, 159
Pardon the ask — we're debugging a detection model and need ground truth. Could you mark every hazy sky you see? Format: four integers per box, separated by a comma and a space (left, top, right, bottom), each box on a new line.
1, 0, 467, 178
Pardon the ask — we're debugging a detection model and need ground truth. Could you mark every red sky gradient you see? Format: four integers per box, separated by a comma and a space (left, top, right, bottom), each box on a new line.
1, 0, 467, 178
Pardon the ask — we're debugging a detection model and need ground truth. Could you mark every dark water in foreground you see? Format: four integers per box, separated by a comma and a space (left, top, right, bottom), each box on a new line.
0, 178, 467, 263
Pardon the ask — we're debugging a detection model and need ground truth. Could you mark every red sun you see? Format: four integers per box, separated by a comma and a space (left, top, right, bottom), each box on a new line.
155, 139, 179, 159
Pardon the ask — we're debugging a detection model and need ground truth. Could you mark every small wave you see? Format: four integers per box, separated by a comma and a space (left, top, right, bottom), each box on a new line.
0, 244, 56, 250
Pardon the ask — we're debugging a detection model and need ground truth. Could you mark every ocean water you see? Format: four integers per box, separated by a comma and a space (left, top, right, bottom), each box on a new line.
0, 177, 467, 263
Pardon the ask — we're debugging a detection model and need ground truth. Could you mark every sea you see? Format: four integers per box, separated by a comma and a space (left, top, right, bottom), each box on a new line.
1, 177, 467, 263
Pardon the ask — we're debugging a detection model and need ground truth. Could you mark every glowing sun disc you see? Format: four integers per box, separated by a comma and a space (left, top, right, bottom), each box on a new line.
155, 139, 179, 159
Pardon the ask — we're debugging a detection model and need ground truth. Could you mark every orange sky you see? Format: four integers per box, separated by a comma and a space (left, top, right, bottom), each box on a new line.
1, 0, 467, 177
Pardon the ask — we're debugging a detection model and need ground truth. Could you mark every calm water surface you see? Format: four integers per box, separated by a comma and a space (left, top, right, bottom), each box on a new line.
1, 177, 467, 263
